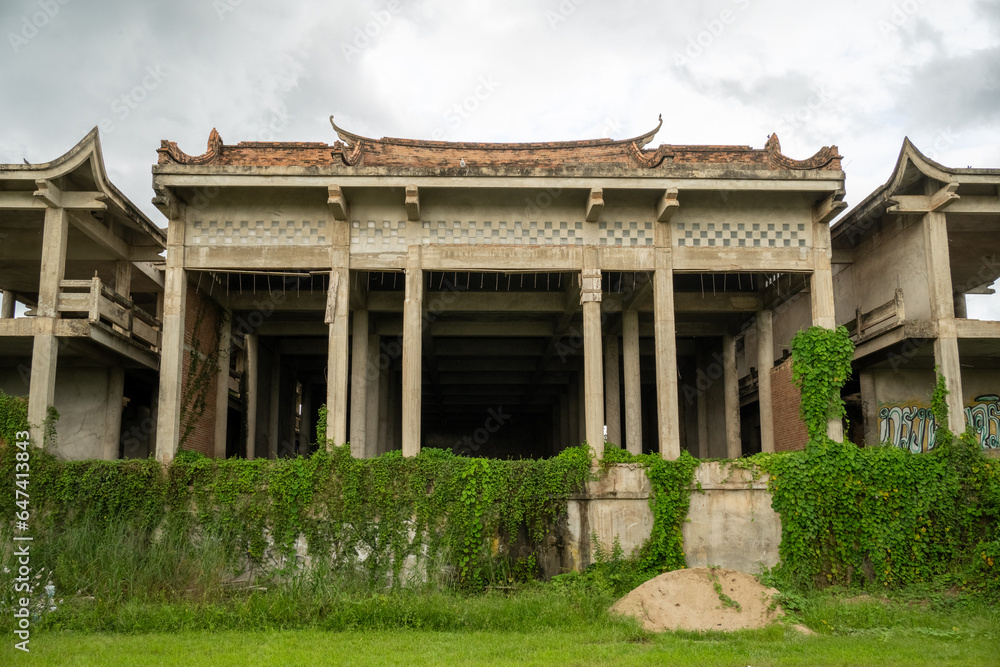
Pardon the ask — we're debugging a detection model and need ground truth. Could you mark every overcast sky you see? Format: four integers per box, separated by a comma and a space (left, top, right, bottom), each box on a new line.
1, 0, 998, 317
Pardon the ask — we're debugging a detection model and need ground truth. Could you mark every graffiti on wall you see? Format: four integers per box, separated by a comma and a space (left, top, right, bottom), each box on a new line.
878, 394, 1000, 453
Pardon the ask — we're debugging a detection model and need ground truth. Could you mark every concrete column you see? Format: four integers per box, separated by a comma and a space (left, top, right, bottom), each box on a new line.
365, 333, 381, 458
154, 216, 187, 463
114, 260, 132, 298
622, 309, 643, 455
102, 367, 125, 460
583, 300, 605, 457
213, 313, 232, 459
350, 311, 369, 458
723, 334, 741, 459
326, 267, 350, 447
653, 253, 681, 460
812, 216, 844, 443
1, 290, 15, 319
36, 207, 68, 320
756, 310, 775, 453
581, 268, 604, 458
559, 392, 570, 450
696, 351, 709, 459
28, 207, 69, 445
603, 334, 621, 448
923, 211, 965, 426
299, 381, 312, 455
953, 293, 968, 319
859, 371, 877, 447
378, 363, 390, 454
245, 333, 258, 460
268, 350, 280, 459
402, 255, 423, 457
568, 380, 580, 446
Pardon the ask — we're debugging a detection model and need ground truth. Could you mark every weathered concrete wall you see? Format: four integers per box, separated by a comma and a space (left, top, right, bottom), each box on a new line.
51, 368, 111, 460
874, 367, 1000, 452
544, 462, 781, 577
683, 463, 781, 572
835, 217, 932, 324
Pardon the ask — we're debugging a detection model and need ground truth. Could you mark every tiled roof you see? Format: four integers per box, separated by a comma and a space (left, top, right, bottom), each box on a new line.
157, 117, 842, 172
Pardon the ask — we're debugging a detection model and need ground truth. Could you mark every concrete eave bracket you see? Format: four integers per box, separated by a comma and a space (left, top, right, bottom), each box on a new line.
585, 188, 604, 222
404, 184, 420, 221
813, 188, 847, 225
328, 185, 350, 221
656, 188, 679, 222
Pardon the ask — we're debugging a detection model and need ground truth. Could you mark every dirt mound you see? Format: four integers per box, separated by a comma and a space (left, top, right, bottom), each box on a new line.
609, 567, 783, 632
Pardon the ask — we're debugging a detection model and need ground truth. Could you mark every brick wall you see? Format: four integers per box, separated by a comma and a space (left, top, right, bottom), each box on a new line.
771, 358, 808, 452
179, 285, 221, 457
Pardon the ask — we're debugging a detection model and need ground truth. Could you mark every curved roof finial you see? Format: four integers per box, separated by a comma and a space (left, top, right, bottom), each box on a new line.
329, 116, 374, 146
631, 114, 663, 148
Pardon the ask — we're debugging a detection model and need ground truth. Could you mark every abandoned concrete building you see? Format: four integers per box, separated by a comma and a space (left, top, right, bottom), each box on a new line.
1, 121, 997, 464
0, 129, 165, 457
831, 139, 1000, 453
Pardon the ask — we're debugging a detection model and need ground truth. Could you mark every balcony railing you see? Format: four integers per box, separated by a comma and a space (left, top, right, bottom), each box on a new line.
56, 277, 161, 352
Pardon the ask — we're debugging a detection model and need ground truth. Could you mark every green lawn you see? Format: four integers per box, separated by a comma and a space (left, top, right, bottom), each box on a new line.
4, 618, 996, 666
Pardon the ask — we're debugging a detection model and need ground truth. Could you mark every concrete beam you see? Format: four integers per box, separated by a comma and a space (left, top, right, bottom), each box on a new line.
585, 188, 604, 222
655, 188, 679, 223
154, 171, 847, 193
888, 182, 961, 213
328, 185, 350, 221
405, 185, 420, 221
813, 189, 847, 225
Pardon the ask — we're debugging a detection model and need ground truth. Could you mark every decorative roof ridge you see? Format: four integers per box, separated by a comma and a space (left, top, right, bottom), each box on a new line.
764, 133, 842, 170
158, 128, 223, 165
328, 114, 663, 151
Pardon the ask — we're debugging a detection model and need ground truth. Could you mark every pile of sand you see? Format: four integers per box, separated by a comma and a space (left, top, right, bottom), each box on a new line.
609, 567, 784, 632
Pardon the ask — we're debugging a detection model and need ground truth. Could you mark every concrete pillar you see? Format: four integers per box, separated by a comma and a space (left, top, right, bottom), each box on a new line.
812, 214, 844, 442
581, 268, 604, 458
213, 313, 232, 459
300, 381, 312, 455
326, 267, 350, 447
114, 260, 132, 298
28, 207, 69, 445
653, 253, 681, 460
622, 309, 643, 455
245, 333, 258, 460
402, 255, 423, 457
350, 311, 369, 458
696, 351, 709, 459
603, 334, 621, 448
268, 350, 280, 459
378, 363, 390, 454
568, 380, 580, 446
154, 216, 187, 463
923, 211, 965, 426
1, 290, 15, 319
723, 334, 741, 459
365, 333, 381, 458
860, 371, 877, 447
953, 293, 968, 319
756, 310, 775, 454
102, 367, 125, 460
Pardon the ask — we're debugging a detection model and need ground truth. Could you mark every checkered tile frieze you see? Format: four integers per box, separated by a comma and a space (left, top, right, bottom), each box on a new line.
599, 221, 654, 246
421, 220, 585, 245
674, 221, 808, 248
351, 220, 410, 247
189, 219, 327, 246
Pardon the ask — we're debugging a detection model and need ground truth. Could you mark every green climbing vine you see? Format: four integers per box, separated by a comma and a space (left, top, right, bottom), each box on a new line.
790, 325, 854, 444
0, 408, 593, 593
573, 446, 700, 594
763, 349, 1000, 594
